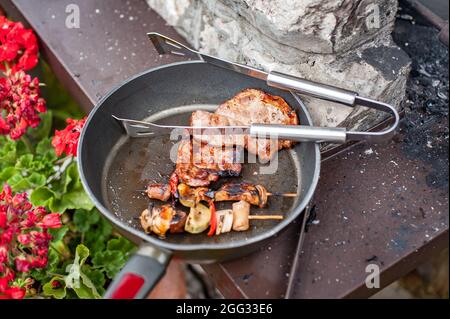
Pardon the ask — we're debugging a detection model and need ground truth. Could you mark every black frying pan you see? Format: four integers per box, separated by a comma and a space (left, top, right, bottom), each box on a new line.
78, 61, 320, 298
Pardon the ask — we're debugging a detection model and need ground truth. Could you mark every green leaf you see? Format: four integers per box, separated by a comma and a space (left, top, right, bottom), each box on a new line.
27, 172, 47, 188
73, 209, 100, 233
62, 162, 79, 193
35, 137, 56, 157
81, 265, 106, 295
72, 281, 99, 299
49, 226, 69, 242
65, 244, 89, 290
107, 237, 136, 256
0, 167, 18, 183
15, 154, 34, 169
43, 277, 66, 299
84, 216, 113, 255
8, 173, 30, 191
61, 189, 94, 211
92, 250, 126, 279
31, 186, 56, 207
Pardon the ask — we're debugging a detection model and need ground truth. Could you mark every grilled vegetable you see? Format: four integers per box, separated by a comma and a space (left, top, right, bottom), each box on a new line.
184, 203, 211, 234
177, 183, 209, 208
215, 209, 233, 235
232, 200, 250, 231
170, 209, 187, 233
207, 201, 216, 236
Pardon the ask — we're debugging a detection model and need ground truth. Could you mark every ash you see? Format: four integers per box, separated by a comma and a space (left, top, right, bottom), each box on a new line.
393, 4, 449, 190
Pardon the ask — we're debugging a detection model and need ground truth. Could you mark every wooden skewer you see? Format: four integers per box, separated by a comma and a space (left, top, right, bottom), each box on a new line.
267, 192, 297, 197
138, 188, 298, 198
248, 215, 284, 220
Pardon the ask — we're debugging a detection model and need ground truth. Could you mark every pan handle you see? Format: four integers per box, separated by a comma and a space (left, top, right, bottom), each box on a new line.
103, 244, 171, 299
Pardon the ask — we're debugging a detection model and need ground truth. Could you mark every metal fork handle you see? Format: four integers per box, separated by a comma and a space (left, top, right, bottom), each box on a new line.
250, 98, 399, 143
266, 72, 400, 142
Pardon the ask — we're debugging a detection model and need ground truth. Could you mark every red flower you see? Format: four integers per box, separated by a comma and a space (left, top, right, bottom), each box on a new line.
5, 286, 26, 299
0, 184, 62, 299
38, 213, 62, 229
0, 16, 39, 73
0, 245, 8, 263
52, 117, 87, 157
0, 70, 46, 140
14, 256, 31, 273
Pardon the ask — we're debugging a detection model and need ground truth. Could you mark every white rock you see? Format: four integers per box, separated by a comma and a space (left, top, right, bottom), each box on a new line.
147, 0, 410, 130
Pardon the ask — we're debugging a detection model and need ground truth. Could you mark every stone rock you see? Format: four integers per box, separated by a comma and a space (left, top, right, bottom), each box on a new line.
147, 0, 410, 131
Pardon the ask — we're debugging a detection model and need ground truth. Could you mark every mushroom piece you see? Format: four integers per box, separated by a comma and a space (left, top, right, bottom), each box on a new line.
232, 200, 250, 231
215, 209, 234, 235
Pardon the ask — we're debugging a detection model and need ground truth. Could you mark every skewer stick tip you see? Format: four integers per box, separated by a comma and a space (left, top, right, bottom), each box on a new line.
248, 215, 284, 220
266, 192, 297, 198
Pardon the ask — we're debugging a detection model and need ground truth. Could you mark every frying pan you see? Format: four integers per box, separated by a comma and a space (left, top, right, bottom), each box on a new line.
78, 39, 399, 298
78, 61, 319, 298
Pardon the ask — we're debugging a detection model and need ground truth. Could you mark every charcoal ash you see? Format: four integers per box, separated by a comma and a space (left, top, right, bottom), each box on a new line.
393, 6, 449, 190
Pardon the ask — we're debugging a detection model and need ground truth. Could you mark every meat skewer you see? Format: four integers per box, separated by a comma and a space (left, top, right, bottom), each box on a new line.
141, 182, 297, 208
140, 201, 283, 238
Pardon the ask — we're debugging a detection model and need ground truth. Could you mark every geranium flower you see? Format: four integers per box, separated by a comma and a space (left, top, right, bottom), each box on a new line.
0, 16, 39, 73
0, 70, 46, 140
0, 184, 61, 299
52, 117, 87, 157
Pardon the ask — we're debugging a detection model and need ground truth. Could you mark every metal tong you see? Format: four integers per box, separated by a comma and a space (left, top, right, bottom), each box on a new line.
114, 33, 400, 144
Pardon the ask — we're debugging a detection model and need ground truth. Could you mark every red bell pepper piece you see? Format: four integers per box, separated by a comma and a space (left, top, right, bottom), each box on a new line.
207, 200, 216, 236
169, 172, 179, 198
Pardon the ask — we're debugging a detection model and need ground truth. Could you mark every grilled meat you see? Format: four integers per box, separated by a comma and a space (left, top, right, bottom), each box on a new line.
144, 183, 171, 202
190, 89, 299, 161
215, 89, 299, 141
143, 182, 269, 208
140, 204, 187, 237
214, 183, 268, 208
175, 139, 241, 187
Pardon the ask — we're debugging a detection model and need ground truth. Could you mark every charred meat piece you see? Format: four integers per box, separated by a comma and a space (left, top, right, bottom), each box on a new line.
215, 88, 299, 144
214, 183, 268, 208
190, 89, 298, 161
140, 204, 187, 237
175, 139, 241, 187
144, 183, 171, 201
175, 139, 219, 187
192, 139, 242, 176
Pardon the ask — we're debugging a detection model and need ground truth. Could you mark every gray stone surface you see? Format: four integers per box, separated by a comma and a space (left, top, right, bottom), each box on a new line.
147, 0, 410, 130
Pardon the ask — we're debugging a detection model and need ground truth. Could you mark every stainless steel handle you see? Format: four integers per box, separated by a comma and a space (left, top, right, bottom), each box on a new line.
267, 71, 358, 106
250, 124, 347, 143
266, 72, 400, 143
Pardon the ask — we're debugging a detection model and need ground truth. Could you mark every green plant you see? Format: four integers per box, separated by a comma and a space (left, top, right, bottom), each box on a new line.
1, 15, 136, 299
